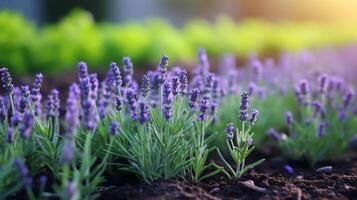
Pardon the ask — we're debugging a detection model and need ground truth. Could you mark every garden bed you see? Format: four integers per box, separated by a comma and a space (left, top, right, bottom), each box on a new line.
99, 149, 357, 200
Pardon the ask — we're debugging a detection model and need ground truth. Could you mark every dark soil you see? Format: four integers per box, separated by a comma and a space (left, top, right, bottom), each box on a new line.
98, 149, 357, 200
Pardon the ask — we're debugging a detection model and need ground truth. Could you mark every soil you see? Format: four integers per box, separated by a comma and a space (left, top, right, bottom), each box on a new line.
98, 149, 357, 200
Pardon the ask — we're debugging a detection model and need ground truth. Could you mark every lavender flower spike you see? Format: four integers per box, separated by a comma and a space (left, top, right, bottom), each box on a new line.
62, 140, 75, 164
14, 159, 33, 188
30, 73, 44, 102
198, 96, 210, 121
343, 88, 355, 109
0, 96, 6, 123
189, 88, 200, 110
239, 91, 249, 122
89, 73, 99, 101
267, 128, 281, 141
65, 84, 80, 137
158, 55, 169, 84
109, 62, 122, 88
20, 111, 34, 140
225, 123, 235, 140
318, 74, 329, 94
77, 61, 88, 79
109, 121, 119, 136
171, 76, 180, 96
0, 67, 14, 95
249, 109, 258, 125
125, 88, 138, 120
298, 79, 309, 95
46, 89, 60, 118
179, 70, 188, 95
285, 111, 293, 125
6, 127, 13, 144
19, 85, 30, 113
141, 73, 150, 98
123, 57, 134, 87
83, 99, 99, 130
137, 101, 150, 124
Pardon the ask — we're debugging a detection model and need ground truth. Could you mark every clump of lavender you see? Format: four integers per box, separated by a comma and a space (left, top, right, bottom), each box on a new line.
46, 89, 60, 118
0, 67, 14, 95
189, 88, 200, 110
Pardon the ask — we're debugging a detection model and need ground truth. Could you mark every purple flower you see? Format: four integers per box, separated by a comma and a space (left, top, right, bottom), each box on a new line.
317, 122, 326, 138
30, 73, 43, 102
20, 111, 34, 140
179, 70, 188, 95
310, 101, 326, 119
123, 57, 134, 87
158, 55, 169, 84
343, 88, 355, 109
125, 88, 138, 120
248, 82, 256, 96
163, 104, 172, 120
19, 85, 30, 114
62, 140, 75, 164
6, 127, 13, 144
318, 74, 329, 94
39, 176, 47, 186
46, 89, 60, 118
267, 128, 281, 141
0, 96, 6, 123
141, 73, 150, 98
11, 112, 22, 127
210, 101, 218, 123
137, 101, 150, 124
298, 80, 309, 95
284, 165, 295, 174
227, 70, 238, 94
197, 48, 209, 75
0, 67, 14, 95
251, 59, 263, 82
204, 73, 215, 94
189, 88, 200, 110
65, 84, 80, 137
115, 96, 122, 112
77, 61, 88, 79
225, 123, 234, 140
249, 109, 258, 125
109, 121, 119, 136
65, 181, 76, 199
198, 96, 210, 121
171, 76, 180, 96
83, 99, 99, 130
212, 78, 221, 101
109, 62, 122, 88
79, 77, 91, 100
239, 92, 249, 122
14, 159, 33, 188
89, 73, 99, 101
285, 111, 293, 125
163, 82, 173, 105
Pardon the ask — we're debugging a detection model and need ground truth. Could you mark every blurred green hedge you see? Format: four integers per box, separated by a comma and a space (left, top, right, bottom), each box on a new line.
1, 10, 357, 75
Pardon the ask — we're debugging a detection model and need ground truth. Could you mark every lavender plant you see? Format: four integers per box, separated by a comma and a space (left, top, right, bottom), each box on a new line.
216, 92, 265, 178
268, 76, 357, 165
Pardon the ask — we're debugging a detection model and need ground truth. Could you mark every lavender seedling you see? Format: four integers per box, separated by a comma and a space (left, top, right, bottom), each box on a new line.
216, 92, 265, 178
